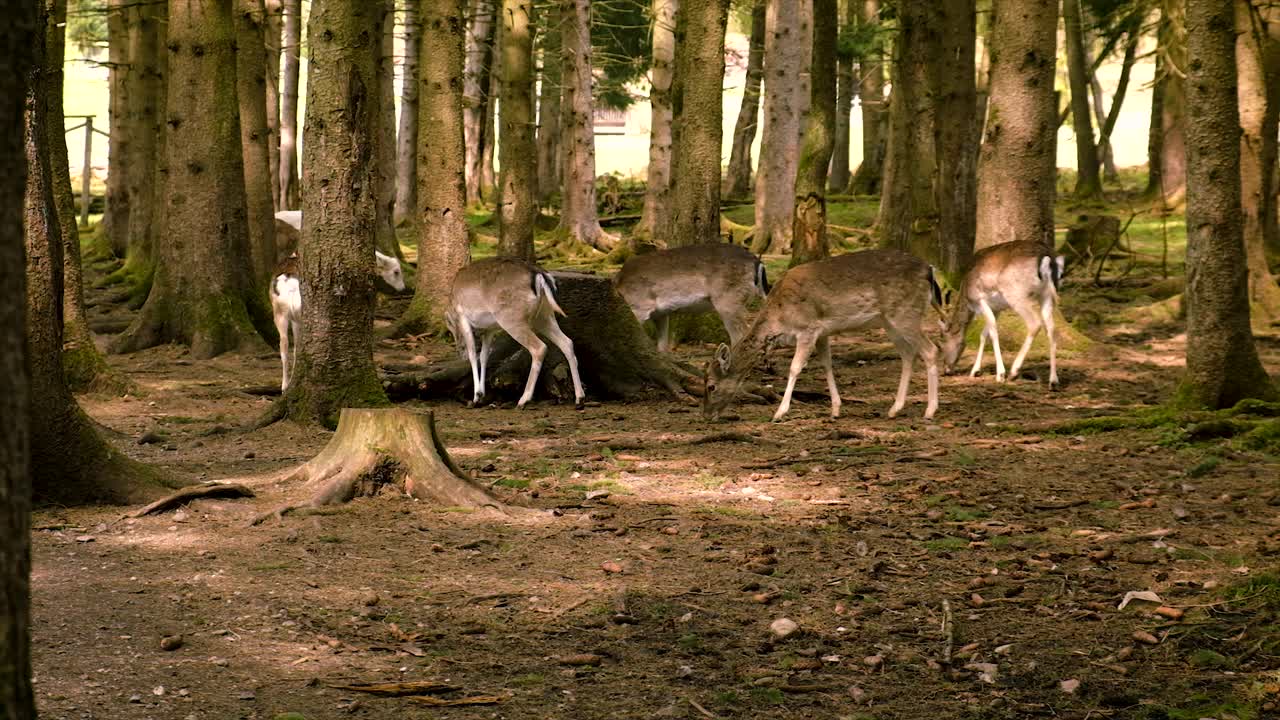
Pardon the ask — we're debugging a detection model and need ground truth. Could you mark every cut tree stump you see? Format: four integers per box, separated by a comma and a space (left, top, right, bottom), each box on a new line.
252, 408, 513, 524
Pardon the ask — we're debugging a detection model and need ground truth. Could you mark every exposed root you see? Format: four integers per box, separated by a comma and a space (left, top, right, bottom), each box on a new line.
127, 482, 256, 518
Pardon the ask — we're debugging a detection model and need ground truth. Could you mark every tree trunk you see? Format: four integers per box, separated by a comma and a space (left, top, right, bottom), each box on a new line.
723, 0, 764, 201
556, 0, 615, 252
375, 0, 399, 258
25, 1, 172, 506
828, 0, 854, 193
1097, 25, 1139, 187
497, 0, 538, 260
848, 0, 885, 195
394, 0, 471, 336
482, 27, 500, 199
395, 0, 422, 227
112, 0, 271, 359
236, 0, 278, 287
634, 0, 678, 245
791, 0, 837, 267
974, 0, 1058, 252
1236, 0, 1280, 327
101, 0, 130, 258
277, 0, 390, 427
1178, 0, 1275, 408
464, 0, 495, 205
1063, 0, 1102, 198
751, 0, 810, 255
265, 0, 282, 212
279, 0, 302, 209
0, 2, 34, 712
1146, 34, 1166, 197
117, 0, 163, 291
877, 0, 976, 278
1152, 0, 1188, 204
1083, 31, 1118, 181
536, 21, 563, 205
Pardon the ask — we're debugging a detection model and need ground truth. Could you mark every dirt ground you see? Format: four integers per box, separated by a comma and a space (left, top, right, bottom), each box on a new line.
30, 257, 1280, 720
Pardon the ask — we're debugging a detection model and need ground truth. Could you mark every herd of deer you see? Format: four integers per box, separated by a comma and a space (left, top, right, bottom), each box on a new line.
270, 210, 1065, 421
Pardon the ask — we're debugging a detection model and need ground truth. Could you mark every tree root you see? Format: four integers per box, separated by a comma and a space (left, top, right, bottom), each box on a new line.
127, 482, 256, 517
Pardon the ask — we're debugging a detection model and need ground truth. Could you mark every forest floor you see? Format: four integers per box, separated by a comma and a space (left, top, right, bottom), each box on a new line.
31, 200, 1280, 720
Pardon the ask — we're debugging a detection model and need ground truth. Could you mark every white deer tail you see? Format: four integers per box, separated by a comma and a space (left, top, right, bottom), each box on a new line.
534, 272, 566, 317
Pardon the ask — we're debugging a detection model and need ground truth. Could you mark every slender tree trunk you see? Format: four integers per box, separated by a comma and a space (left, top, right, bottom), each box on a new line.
829, 0, 855, 193
279, 0, 302, 209
395, 0, 422, 227
668, 0, 730, 247
497, 0, 537, 260
236, 0, 278, 287
1179, 0, 1274, 407
1236, 0, 1280, 326
751, 0, 811, 255
1097, 26, 1139, 185
556, 0, 614, 251
464, 0, 495, 205
375, 0, 399, 258
1147, 35, 1166, 196
280, 0, 390, 427
101, 0, 130, 258
0, 1, 35, 711
723, 0, 764, 200
1063, 0, 1102, 198
848, 0, 885, 195
265, 0, 282, 212
634, 0, 677, 245
482, 22, 500, 199
117, 0, 162, 289
535, 22, 563, 205
1152, 0, 1188, 204
112, 0, 270, 359
877, 0, 977, 277
1083, 33, 1118, 180
975, 0, 1058, 251
791, 0, 837, 267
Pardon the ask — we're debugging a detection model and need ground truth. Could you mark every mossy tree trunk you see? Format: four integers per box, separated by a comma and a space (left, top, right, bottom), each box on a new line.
974, 0, 1058, 252
464, 0, 495, 206
1063, 0, 1101, 199
236, 0, 278, 287
0, 2, 35, 715
117, 0, 164, 293
635, 0, 678, 245
100, 0, 130, 258
497, 0, 537, 260
111, 0, 270, 359
395, 0, 421, 227
668, 0, 730, 247
751, 0, 810, 256
722, 0, 763, 201
790, 0, 836, 267
556, 0, 615, 252
828, 0, 854, 193
1178, 0, 1275, 409
535, 20, 563, 205
394, 0, 471, 337
265, 0, 283, 212
1236, 0, 1280, 328
279, 0, 302, 209
375, 0, 400, 259
276, 0, 391, 428
847, 0, 886, 195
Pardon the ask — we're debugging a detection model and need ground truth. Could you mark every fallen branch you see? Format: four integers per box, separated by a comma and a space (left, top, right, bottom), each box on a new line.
686, 431, 776, 446
127, 482, 255, 518
942, 598, 955, 667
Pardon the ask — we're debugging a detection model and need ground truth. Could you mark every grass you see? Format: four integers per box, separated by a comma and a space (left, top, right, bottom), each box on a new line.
924, 537, 968, 552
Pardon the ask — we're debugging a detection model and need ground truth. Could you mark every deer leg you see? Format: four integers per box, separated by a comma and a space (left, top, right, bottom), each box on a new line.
1007, 296, 1044, 382
713, 294, 751, 349
920, 337, 940, 419
289, 320, 301, 388
977, 299, 1006, 382
773, 334, 817, 422
477, 332, 495, 393
504, 323, 548, 409
887, 334, 918, 418
274, 310, 291, 391
459, 318, 482, 405
817, 336, 841, 418
654, 314, 671, 353
1042, 295, 1059, 388
969, 324, 988, 378
538, 317, 587, 407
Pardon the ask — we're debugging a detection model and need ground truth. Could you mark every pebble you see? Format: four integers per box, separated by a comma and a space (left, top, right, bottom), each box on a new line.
159, 635, 183, 651
770, 618, 800, 640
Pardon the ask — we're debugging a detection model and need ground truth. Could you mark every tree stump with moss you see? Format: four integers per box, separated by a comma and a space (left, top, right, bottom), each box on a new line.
254, 408, 508, 524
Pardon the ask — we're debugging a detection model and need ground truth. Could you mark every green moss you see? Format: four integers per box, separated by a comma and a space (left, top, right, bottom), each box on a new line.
61, 342, 129, 394
1239, 419, 1280, 455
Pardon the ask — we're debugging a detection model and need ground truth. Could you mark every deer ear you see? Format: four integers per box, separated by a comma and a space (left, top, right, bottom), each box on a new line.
715, 343, 731, 373
943, 289, 953, 305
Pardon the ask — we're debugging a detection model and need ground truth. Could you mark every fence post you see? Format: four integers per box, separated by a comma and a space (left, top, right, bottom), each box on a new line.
79, 117, 93, 228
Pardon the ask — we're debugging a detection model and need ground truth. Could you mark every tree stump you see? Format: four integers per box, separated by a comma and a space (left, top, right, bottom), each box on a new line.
254, 408, 508, 523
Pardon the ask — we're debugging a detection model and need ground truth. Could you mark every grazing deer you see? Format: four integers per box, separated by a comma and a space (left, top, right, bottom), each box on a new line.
445, 258, 586, 409
703, 249, 942, 422
940, 240, 1065, 387
271, 250, 406, 392
614, 244, 770, 352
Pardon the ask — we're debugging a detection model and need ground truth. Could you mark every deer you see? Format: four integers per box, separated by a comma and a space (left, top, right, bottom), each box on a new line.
939, 239, 1065, 388
444, 257, 586, 409
614, 243, 770, 352
703, 249, 942, 422
270, 248, 406, 392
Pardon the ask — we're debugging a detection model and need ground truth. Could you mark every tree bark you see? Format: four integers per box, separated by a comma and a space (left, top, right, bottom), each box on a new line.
556, 0, 615, 252
0, 2, 34, 714
394, 0, 471, 336
1179, 0, 1275, 408
101, 0, 130, 258
848, 0, 885, 195
1083, 30, 1118, 181
877, 0, 976, 278
535, 21, 563, 205
279, 0, 302, 209
497, 0, 537, 260
1150, 0, 1188, 204
974, 0, 1058, 252
1236, 0, 1280, 327
375, 0, 399, 258
117, 0, 163, 291
482, 25, 500, 199
828, 0, 854, 193
236, 0, 278, 287
1097, 25, 1139, 186
723, 0, 764, 201
635, 0, 678, 245
1146, 32, 1166, 197
395, 0, 422, 227
265, 0, 282, 212
751, 0, 810, 255
791, 0, 837, 267
112, 0, 271, 359
278, 0, 390, 427
1063, 0, 1102, 198
464, 0, 496, 205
